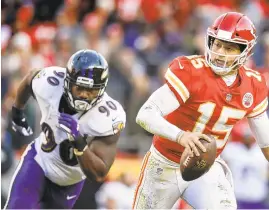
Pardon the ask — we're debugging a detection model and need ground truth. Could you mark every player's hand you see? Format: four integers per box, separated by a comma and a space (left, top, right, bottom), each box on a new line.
177, 131, 212, 157
11, 106, 33, 136
58, 113, 81, 141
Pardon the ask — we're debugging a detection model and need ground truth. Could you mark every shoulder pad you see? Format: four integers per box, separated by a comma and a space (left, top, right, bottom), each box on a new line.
170, 55, 209, 72
245, 68, 268, 117
32, 66, 66, 101
165, 57, 192, 103
168, 56, 191, 71
79, 94, 126, 136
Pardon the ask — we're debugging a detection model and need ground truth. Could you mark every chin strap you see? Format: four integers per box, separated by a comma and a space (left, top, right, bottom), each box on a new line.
73, 100, 90, 111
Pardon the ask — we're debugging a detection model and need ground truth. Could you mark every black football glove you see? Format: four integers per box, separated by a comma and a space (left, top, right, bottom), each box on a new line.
11, 106, 33, 136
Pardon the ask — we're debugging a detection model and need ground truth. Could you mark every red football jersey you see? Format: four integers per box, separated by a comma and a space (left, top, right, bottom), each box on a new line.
153, 55, 268, 163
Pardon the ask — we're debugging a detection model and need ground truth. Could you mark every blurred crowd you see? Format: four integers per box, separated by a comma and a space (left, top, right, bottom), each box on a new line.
1, 0, 269, 209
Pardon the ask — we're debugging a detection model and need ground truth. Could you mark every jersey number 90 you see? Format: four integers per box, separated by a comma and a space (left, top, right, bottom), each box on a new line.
41, 123, 78, 166
41, 100, 118, 166
41, 122, 57, 152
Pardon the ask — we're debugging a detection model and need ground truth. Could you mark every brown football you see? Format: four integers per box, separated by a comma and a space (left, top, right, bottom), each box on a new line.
180, 136, 217, 181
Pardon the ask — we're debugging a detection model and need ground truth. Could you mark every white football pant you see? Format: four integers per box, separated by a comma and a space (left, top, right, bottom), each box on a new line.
132, 146, 237, 209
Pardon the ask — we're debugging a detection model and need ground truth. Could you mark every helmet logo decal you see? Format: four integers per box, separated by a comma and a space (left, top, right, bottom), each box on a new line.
101, 69, 109, 80
242, 92, 253, 108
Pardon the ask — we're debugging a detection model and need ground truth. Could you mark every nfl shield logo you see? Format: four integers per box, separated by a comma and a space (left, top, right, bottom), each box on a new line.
226, 93, 232, 102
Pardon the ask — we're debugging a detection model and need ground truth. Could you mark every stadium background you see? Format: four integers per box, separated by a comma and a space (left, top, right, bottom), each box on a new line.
1, 0, 269, 209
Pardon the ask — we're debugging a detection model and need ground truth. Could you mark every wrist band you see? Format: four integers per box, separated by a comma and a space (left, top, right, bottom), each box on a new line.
176, 131, 185, 144
74, 145, 88, 156
73, 135, 88, 151
12, 105, 24, 117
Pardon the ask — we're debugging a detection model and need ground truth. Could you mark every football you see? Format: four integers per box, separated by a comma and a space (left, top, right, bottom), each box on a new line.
180, 136, 217, 181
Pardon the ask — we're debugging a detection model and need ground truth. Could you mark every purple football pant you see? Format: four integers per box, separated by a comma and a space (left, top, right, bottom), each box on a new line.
237, 200, 269, 209
4, 143, 85, 209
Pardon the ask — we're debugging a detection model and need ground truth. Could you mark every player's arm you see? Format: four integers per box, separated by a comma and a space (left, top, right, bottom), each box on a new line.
247, 72, 269, 161
58, 112, 123, 182
13, 69, 40, 109
136, 84, 210, 156
12, 69, 41, 136
74, 133, 120, 182
248, 111, 269, 162
136, 84, 182, 140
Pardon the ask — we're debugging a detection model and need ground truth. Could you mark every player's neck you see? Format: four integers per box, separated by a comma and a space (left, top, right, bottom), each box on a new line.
221, 70, 238, 87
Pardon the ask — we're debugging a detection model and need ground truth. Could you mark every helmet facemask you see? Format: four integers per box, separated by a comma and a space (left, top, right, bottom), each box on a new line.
64, 73, 108, 112
205, 30, 257, 76
64, 50, 109, 112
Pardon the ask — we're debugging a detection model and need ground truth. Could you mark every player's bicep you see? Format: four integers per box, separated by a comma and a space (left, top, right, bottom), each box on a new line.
89, 133, 120, 169
142, 84, 180, 116
165, 58, 192, 104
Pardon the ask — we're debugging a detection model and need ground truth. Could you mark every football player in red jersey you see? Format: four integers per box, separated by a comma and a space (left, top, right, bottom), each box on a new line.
133, 12, 269, 209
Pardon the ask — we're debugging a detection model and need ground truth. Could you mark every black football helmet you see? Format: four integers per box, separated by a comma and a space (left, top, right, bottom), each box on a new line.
64, 49, 109, 111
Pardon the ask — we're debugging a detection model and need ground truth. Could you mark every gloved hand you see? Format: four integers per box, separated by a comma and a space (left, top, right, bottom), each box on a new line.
58, 113, 88, 152
11, 106, 33, 136
58, 113, 81, 141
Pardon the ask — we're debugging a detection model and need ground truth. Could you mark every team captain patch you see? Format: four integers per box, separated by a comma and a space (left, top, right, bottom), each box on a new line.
242, 92, 253, 108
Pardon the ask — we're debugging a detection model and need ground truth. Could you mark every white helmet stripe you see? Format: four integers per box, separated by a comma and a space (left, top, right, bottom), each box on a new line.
217, 30, 232, 39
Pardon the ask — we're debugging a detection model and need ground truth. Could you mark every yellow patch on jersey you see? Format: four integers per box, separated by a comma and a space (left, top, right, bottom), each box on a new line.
112, 121, 125, 134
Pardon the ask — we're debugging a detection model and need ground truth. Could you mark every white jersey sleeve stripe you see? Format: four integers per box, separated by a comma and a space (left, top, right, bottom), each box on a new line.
247, 98, 268, 118
165, 68, 190, 102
